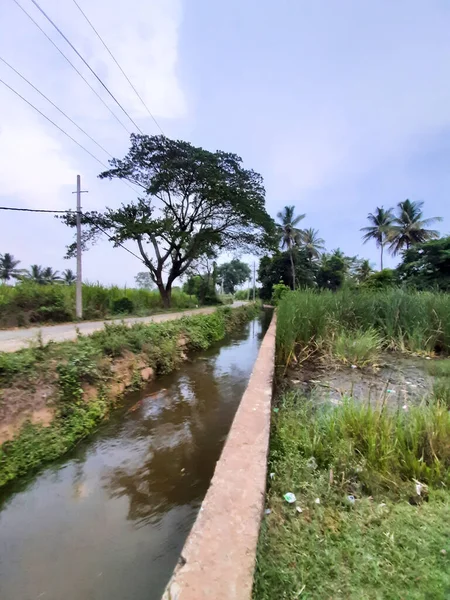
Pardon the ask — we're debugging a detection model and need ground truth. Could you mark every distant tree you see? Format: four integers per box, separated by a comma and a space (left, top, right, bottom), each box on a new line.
276, 206, 305, 289
217, 259, 251, 294
62, 269, 76, 285
62, 135, 275, 308
258, 249, 317, 300
355, 258, 374, 283
317, 250, 348, 291
388, 199, 442, 255
183, 257, 219, 304
361, 207, 395, 270
42, 267, 61, 284
134, 271, 154, 290
299, 228, 325, 261
363, 268, 396, 289
0, 253, 22, 282
397, 236, 450, 290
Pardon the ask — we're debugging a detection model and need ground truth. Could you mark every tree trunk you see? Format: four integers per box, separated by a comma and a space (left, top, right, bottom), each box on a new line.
158, 284, 172, 309
380, 244, 384, 271
290, 249, 296, 290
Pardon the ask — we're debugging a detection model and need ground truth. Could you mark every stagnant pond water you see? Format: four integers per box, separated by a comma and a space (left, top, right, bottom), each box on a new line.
0, 311, 272, 600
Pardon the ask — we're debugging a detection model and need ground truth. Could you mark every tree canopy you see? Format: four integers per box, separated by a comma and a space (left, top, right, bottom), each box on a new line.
62, 135, 275, 307
397, 236, 450, 291
217, 259, 251, 294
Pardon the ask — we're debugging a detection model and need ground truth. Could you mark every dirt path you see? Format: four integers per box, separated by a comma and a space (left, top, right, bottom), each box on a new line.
0, 303, 245, 353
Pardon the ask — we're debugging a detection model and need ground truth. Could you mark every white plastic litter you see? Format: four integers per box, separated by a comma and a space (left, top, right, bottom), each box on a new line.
265, 508, 272, 515
306, 456, 318, 470
284, 492, 296, 504
347, 495, 355, 504
296, 506, 303, 513
351, 364, 357, 369
270, 472, 275, 479
314, 498, 321, 505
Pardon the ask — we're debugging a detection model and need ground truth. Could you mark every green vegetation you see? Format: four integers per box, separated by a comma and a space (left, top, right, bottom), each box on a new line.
217, 259, 251, 294
0, 304, 259, 486
254, 393, 450, 600
62, 134, 275, 308
276, 288, 450, 365
0, 282, 197, 328
331, 328, 382, 367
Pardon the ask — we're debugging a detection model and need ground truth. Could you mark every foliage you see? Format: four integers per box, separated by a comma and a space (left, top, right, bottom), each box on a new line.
134, 271, 154, 290
361, 206, 394, 270
62, 134, 276, 307
300, 227, 325, 260
397, 236, 450, 291
62, 269, 76, 285
354, 258, 374, 282
270, 282, 290, 306
389, 199, 442, 255
316, 249, 348, 290
21, 264, 61, 285
216, 259, 251, 294
258, 250, 317, 300
332, 328, 382, 367
254, 393, 450, 600
0, 253, 22, 282
0, 282, 197, 328
111, 297, 134, 314
0, 304, 260, 486
276, 206, 306, 289
362, 267, 396, 289
276, 288, 450, 365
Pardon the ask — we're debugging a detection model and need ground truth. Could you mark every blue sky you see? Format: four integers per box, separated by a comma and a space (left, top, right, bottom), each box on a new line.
1, 0, 449, 284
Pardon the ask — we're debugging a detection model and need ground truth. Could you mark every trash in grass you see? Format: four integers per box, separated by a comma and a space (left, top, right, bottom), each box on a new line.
402, 404, 408, 411
387, 389, 396, 394
378, 503, 387, 508
314, 498, 321, 505
415, 481, 424, 496
441, 549, 447, 556
351, 364, 357, 369
284, 492, 296, 504
264, 508, 272, 515
273, 407, 279, 413
347, 495, 355, 504
296, 506, 303, 514
270, 472, 275, 479
306, 456, 318, 470
425, 356, 431, 360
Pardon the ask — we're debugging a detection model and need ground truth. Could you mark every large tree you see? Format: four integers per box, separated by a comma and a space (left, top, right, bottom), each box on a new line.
361, 207, 394, 270
217, 259, 251, 294
300, 227, 325, 261
63, 135, 275, 307
258, 249, 317, 300
0, 253, 22, 282
388, 199, 442, 255
276, 206, 305, 289
397, 236, 450, 291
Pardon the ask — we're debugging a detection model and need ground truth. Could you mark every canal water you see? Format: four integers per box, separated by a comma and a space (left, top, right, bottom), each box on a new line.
0, 311, 271, 600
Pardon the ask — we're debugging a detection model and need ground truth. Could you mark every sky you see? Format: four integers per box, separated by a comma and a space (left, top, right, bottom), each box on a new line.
1, 0, 449, 285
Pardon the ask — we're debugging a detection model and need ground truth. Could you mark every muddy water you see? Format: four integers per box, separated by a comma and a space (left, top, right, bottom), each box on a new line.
0, 311, 272, 600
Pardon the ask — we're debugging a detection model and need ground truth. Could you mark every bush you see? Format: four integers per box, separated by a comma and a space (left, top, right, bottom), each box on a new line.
111, 297, 134, 314
332, 328, 382, 367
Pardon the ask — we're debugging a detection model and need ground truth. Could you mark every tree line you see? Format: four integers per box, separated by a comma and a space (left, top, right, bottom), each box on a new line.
0, 254, 76, 285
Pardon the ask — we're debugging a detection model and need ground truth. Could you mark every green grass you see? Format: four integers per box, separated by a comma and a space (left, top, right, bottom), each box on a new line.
276, 288, 450, 365
0, 281, 198, 327
254, 392, 450, 599
332, 328, 383, 367
0, 304, 260, 486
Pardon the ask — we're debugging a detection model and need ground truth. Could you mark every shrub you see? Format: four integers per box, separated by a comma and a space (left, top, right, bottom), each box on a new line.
332, 328, 382, 367
111, 297, 134, 314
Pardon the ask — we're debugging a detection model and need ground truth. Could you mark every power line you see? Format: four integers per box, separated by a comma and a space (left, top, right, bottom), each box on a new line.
0, 55, 113, 160
11, 0, 132, 135
71, 0, 165, 136
0, 205, 146, 265
30, 0, 144, 135
0, 77, 109, 168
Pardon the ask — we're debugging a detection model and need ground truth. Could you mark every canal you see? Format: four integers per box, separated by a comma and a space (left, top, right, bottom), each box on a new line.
0, 310, 271, 600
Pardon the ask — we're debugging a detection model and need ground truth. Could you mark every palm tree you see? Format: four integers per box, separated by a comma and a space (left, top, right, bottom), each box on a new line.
24, 265, 46, 284
361, 207, 395, 270
388, 199, 442, 255
356, 259, 374, 283
62, 269, 76, 285
0, 253, 22, 282
42, 267, 61, 284
300, 228, 325, 260
276, 205, 305, 289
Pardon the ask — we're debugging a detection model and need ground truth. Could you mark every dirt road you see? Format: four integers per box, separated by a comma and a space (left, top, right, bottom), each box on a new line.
0, 304, 245, 353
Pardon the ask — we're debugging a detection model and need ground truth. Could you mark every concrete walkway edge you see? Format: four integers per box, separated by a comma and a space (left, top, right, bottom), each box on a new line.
162, 312, 276, 600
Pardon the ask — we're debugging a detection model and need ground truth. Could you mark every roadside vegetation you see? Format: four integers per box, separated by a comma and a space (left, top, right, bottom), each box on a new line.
254, 288, 450, 599
0, 304, 259, 487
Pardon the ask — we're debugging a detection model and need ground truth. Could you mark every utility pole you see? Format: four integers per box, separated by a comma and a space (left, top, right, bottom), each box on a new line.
252, 261, 256, 302
72, 175, 88, 320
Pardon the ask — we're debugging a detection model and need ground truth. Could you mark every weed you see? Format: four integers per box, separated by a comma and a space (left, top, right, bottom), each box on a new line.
331, 328, 382, 367
254, 391, 450, 599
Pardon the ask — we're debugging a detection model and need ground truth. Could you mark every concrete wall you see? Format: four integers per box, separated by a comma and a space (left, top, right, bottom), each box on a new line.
162, 313, 276, 600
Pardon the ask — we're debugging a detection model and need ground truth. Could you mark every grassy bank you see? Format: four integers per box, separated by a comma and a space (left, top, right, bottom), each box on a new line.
0, 282, 197, 328
0, 304, 259, 487
276, 289, 450, 365
254, 392, 450, 599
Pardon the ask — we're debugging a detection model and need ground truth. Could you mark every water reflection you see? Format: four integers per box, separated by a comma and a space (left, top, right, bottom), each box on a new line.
0, 312, 271, 600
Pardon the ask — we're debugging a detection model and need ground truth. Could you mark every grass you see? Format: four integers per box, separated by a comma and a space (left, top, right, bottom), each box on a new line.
331, 328, 383, 367
253, 391, 450, 599
276, 288, 450, 365
0, 304, 260, 487
0, 282, 198, 328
